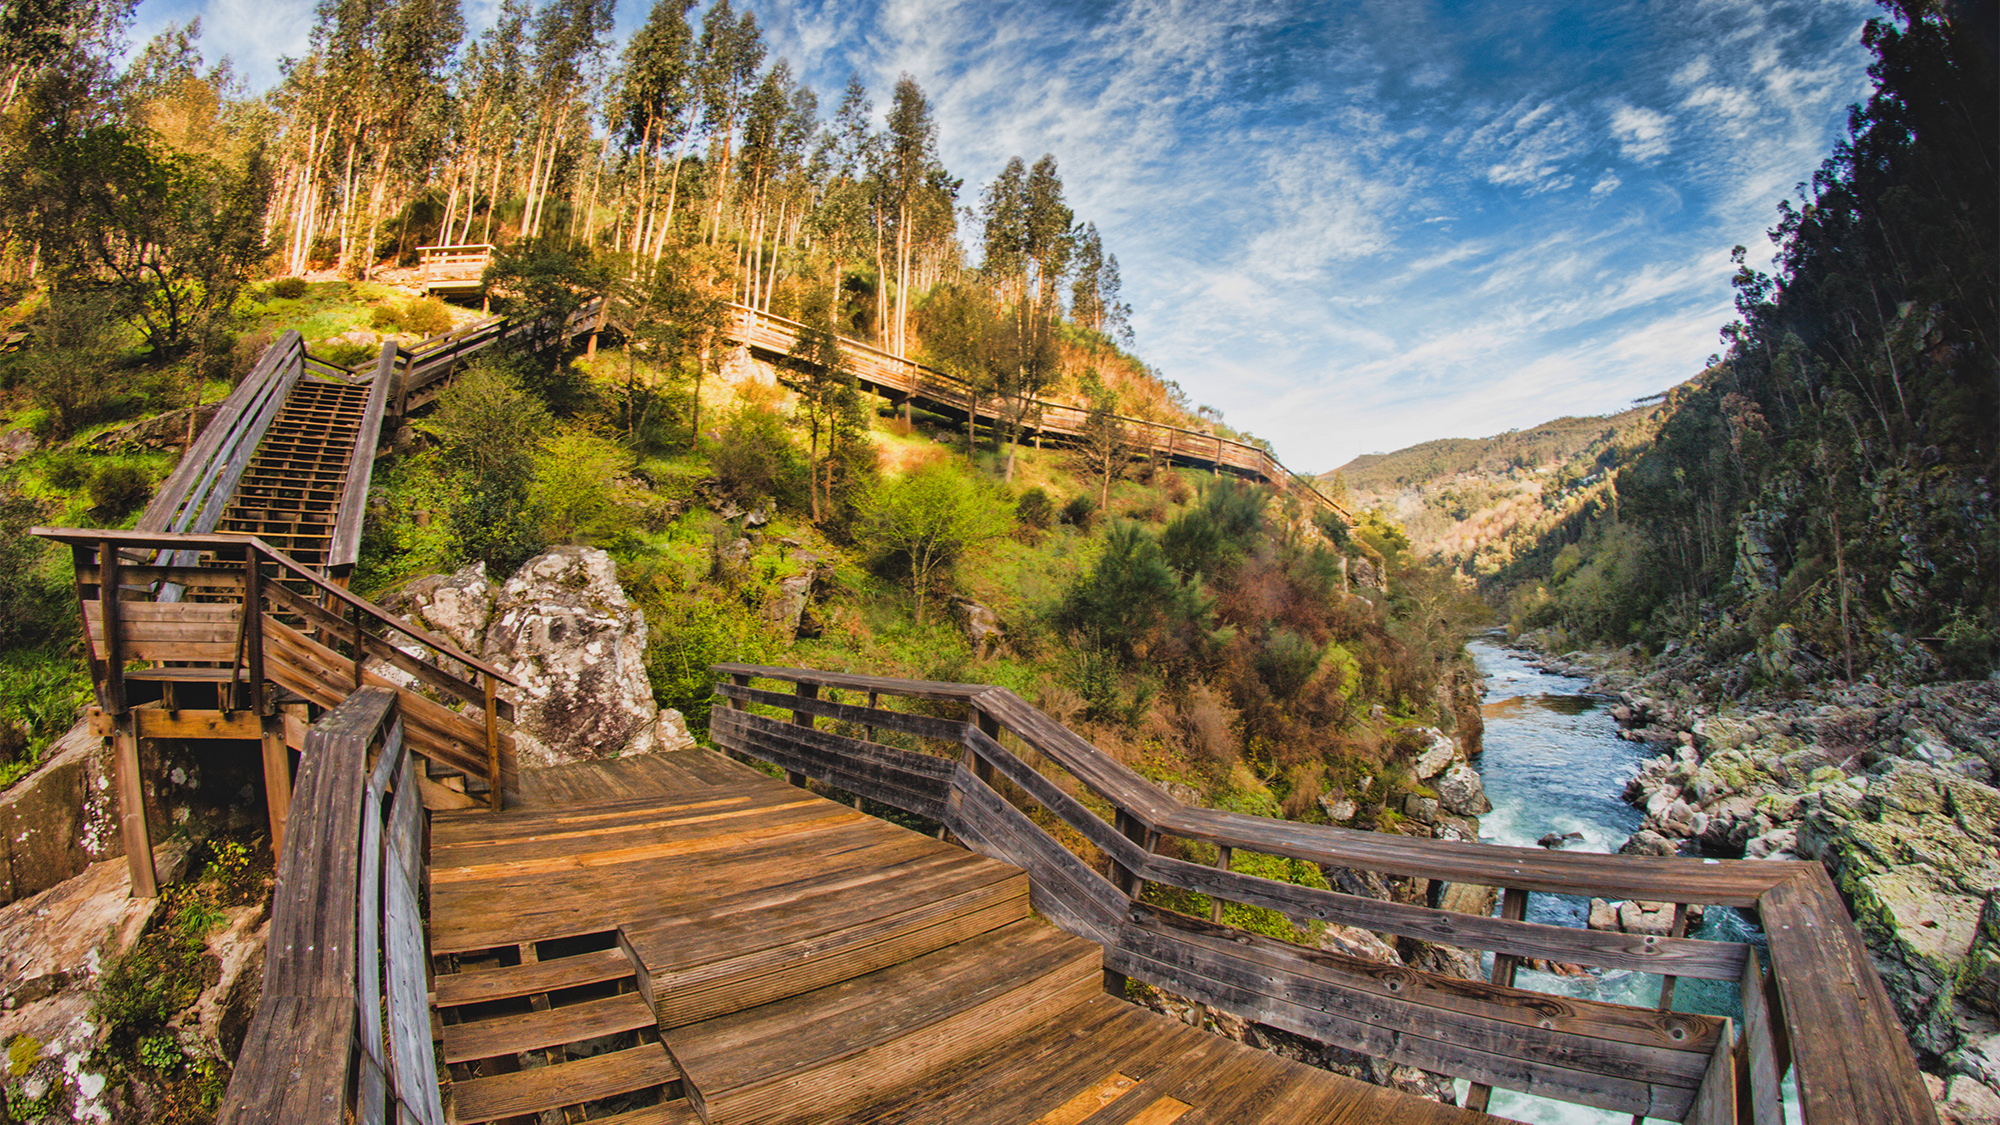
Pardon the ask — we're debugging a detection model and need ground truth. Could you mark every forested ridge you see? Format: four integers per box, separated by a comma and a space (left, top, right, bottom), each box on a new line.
1351, 0, 1996, 689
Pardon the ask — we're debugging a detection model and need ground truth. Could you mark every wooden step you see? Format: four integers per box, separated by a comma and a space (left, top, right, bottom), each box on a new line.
450, 1043, 681, 1123
436, 946, 634, 1008
666, 917, 1102, 1125
590, 1098, 703, 1125
443, 990, 657, 1063
634, 854, 1030, 1028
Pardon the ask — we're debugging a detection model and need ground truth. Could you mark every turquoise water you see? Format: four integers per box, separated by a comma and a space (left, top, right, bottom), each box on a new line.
1461, 639, 1781, 1124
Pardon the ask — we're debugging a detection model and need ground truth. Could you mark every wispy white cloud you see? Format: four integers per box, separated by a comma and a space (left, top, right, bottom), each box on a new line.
1609, 104, 1673, 161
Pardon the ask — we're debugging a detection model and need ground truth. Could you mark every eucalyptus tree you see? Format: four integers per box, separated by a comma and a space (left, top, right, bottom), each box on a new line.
694, 0, 764, 243
804, 76, 878, 323
519, 0, 616, 240
784, 288, 861, 523
613, 0, 695, 259
977, 152, 1072, 478
435, 0, 530, 248
1069, 221, 1131, 343
882, 75, 953, 357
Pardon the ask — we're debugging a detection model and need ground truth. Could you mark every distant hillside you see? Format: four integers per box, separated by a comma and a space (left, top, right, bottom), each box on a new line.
1322, 402, 1668, 575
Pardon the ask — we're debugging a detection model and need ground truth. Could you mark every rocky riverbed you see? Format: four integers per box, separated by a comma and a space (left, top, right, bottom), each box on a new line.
1518, 636, 2000, 1118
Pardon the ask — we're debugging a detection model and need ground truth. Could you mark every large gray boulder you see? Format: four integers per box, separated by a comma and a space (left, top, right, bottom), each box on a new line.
389, 548, 695, 768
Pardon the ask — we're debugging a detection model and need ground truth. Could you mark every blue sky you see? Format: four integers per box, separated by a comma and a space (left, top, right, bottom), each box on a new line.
134, 0, 1878, 471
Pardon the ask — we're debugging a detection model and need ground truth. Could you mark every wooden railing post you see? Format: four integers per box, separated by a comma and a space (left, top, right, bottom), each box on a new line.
99, 539, 124, 714
1209, 845, 1233, 924
483, 671, 502, 811
1465, 886, 1531, 1113
788, 683, 817, 788
243, 546, 266, 714
969, 711, 1000, 789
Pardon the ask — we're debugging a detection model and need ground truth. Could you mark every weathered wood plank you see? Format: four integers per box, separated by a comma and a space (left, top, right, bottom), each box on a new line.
1760, 866, 1936, 1125
715, 681, 968, 742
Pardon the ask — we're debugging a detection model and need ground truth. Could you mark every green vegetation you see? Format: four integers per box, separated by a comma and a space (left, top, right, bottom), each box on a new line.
1478, 2, 1996, 683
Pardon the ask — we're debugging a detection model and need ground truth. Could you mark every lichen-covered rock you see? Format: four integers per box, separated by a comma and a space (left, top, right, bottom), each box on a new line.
1797, 761, 2000, 1060
485, 547, 670, 766
391, 559, 494, 655
1619, 829, 1678, 857
1434, 763, 1491, 816
1411, 728, 1458, 780
953, 597, 1005, 660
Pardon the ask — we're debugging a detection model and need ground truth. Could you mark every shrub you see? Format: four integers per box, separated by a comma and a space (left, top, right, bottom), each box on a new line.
88, 464, 152, 517
44, 455, 91, 491
1015, 487, 1053, 530
269, 276, 308, 299
369, 304, 402, 330
709, 404, 807, 509
403, 296, 454, 337
1060, 494, 1096, 529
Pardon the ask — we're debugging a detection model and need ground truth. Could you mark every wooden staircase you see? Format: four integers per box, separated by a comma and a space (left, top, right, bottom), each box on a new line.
426, 755, 1414, 1125
214, 376, 372, 573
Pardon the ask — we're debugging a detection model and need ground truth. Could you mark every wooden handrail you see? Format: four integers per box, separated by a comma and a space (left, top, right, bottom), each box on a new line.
728, 306, 1352, 521
36, 527, 515, 686
218, 687, 445, 1124
710, 663, 1936, 1125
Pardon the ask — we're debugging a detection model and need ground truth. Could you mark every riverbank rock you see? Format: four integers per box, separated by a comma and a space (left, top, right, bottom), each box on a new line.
1796, 760, 2000, 1061
953, 597, 1005, 659
1434, 762, 1491, 815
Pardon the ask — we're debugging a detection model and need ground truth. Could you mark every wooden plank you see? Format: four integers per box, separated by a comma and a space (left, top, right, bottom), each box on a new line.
1123, 902, 1718, 1073
710, 709, 952, 820
1158, 804, 1788, 906
449, 1043, 680, 1123
441, 991, 656, 1062
434, 947, 633, 1008
262, 571, 509, 717
1740, 946, 1783, 1125
716, 682, 968, 742
386, 752, 444, 1125
1137, 847, 1743, 980
1686, 1016, 1738, 1125
1758, 867, 1935, 1125
134, 708, 264, 740
712, 662, 987, 703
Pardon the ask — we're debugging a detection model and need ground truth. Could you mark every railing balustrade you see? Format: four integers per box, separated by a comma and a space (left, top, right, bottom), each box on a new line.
709, 662, 1934, 1125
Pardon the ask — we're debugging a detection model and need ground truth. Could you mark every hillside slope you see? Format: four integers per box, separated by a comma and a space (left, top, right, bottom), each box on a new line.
1324, 402, 1666, 575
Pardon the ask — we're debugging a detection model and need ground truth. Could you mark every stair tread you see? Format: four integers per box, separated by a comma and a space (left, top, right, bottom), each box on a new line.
451, 1042, 680, 1123
589, 1098, 703, 1125
668, 917, 1099, 1100
437, 946, 634, 1007
635, 859, 1029, 1029
443, 989, 657, 1063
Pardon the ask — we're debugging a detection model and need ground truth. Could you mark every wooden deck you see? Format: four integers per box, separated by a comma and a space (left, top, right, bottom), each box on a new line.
427, 753, 1499, 1125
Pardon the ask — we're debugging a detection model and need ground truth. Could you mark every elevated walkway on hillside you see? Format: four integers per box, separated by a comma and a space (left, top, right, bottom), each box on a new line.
32, 285, 1934, 1124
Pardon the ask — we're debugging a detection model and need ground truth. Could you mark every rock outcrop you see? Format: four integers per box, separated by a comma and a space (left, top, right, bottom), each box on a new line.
385, 547, 695, 768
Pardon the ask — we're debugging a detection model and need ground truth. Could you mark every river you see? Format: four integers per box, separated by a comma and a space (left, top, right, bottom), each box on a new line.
1461, 638, 1778, 1124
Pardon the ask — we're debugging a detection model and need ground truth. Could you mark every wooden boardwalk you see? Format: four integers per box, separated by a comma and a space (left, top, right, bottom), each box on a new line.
427, 753, 1497, 1125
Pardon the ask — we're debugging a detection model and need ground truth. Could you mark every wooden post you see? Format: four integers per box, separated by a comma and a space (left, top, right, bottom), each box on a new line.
483, 672, 502, 811
350, 603, 366, 690
100, 540, 125, 714
1110, 809, 1152, 898
1634, 901, 1696, 1125
1465, 887, 1531, 1112
1209, 845, 1233, 924
243, 547, 266, 714
730, 673, 750, 710
261, 713, 291, 856
788, 683, 817, 788
969, 711, 1000, 789
864, 691, 879, 743
113, 712, 157, 897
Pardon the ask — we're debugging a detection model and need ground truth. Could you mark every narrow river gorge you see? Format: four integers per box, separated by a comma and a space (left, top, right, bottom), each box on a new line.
1463, 638, 1783, 1124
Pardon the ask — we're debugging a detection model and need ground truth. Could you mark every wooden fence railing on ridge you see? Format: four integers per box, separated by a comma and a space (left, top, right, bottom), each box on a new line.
728, 305, 1351, 521
709, 662, 1936, 1125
